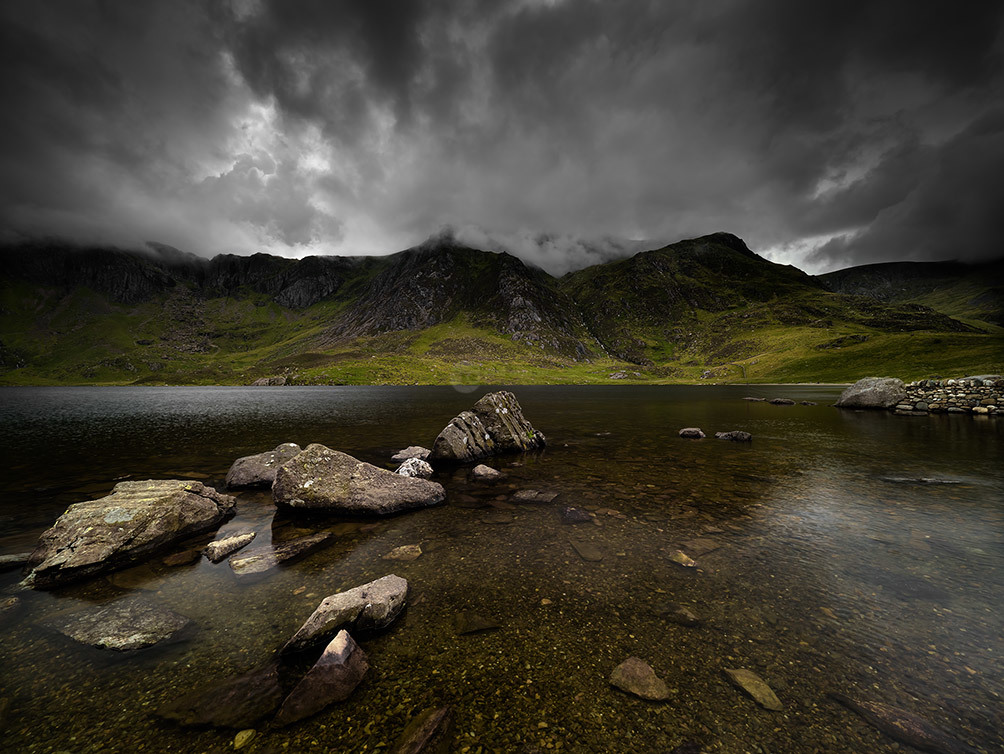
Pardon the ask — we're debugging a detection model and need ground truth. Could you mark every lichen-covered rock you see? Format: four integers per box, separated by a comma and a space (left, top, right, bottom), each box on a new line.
42, 598, 191, 650
225, 443, 301, 489
273, 444, 444, 515
428, 391, 545, 464
283, 574, 408, 653
836, 377, 907, 409
25, 480, 235, 589
396, 458, 433, 478
274, 630, 368, 726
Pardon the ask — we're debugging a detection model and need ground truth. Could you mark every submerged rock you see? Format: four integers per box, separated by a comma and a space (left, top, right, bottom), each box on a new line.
560, 506, 592, 524
835, 377, 907, 409
714, 430, 752, 442
225, 443, 302, 489
471, 464, 504, 483
383, 544, 422, 561
157, 663, 283, 729
669, 550, 697, 567
283, 574, 408, 653
391, 446, 431, 462
454, 610, 501, 635
204, 532, 256, 563
610, 657, 671, 701
570, 538, 604, 562
511, 489, 559, 504
0, 553, 31, 572
829, 692, 977, 754
275, 630, 369, 726
724, 668, 783, 711
742, 397, 766, 402
678, 427, 705, 439
233, 730, 256, 750
43, 599, 191, 650
428, 391, 545, 464
273, 444, 445, 515
391, 706, 453, 754
229, 532, 331, 576
25, 480, 235, 589
769, 398, 796, 405
655, 602, 702, 627
396, 458, 434, 478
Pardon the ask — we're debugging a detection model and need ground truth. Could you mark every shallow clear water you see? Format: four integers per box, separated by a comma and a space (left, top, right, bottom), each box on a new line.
0, 385, 1001, 753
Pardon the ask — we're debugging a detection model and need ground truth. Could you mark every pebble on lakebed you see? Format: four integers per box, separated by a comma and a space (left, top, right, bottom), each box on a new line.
610, 657, 672, 701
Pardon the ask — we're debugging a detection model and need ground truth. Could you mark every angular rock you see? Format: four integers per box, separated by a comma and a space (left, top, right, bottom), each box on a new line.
724, 668, 783, 711
229, 532, 331, 576
678, 428, 705, 439
570, 538, 604, 562
470, 464, 504, 483
391, 706, 453, 754
560, 506, 592, 524
512, 489, 559, 504
396, 458, 434, 479
428, 391, 545, 464
204, 532, 256, 563
42, 599, 191, 650
25, 480, 235, 589
391, 446, 431, 463
283, 574, 408, 653
234, 730, 256, 750
0, 552, 31, 572
275, 630, 369, 726
273, 444, 445, 515
769, 397, 796, 405
225, 443, 302, 489
714, 430, 752, 442
384, 544, 422, 561
669, 550, 697, 567
157, 663, 283, 729
835, 377, 907, 409
610, 657, 671, 701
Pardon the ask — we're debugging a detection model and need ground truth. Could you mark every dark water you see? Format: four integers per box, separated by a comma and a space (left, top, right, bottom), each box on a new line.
0, 386, 1001, 753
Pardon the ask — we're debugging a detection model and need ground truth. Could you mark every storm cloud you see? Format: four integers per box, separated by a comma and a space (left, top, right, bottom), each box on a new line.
1, 0, 1001, 273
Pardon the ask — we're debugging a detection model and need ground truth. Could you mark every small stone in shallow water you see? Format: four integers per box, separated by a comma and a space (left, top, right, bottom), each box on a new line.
655, 602, 702, 627
569, 538, 604, 562
769, 398, 796, 405
669, 550, 697, 568
610, 657, 671, 701
560, 506, 592, 524
391, 446, 431, 462
396, 458, 434, 478
678, 427, 705, 439
512, 489, 559, 504
203, 531, 256, 563
454, 610, 501, 635
234, 729, 256, 749
471, 464, 504, 482
229, 533, 332, 576
714, 430, 752, 442
724, 668, 783, 711
384, 544, 423, 561
391, 705, 452, 754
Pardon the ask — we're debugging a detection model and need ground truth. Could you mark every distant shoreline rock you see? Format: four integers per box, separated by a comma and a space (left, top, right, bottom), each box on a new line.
838, 375, 1001, 416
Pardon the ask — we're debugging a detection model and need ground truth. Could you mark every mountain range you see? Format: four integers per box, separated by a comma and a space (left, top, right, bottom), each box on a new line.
1, 233, 1001, 385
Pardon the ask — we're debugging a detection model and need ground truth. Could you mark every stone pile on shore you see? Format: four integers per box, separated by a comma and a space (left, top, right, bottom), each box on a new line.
836, 375, 1001, 416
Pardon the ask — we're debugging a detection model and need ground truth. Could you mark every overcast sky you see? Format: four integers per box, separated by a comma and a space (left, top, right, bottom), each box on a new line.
1, 1, 1002, 274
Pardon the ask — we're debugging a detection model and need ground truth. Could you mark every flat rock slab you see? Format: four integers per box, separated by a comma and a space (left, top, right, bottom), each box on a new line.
25, 480, 235, 589
724, 668, 783, 711
275, 630, 369, 726
610, 657, 671, 701
283, 574, 408, 653
570, 538, 604, 562
391, 446, 431, 462
226, 443, 301, 489
512, 490, 559, 504
42, 599, 191, 650
204, 532, 256, 563
229, 533, 331, 576
383, 544, 422, 561
678, 428, 705, 439
454, 610, 500, 635
392, 706, 453, 754
157, 663, 283, 729
273, 444, 445, 515
428, 391, 545, 464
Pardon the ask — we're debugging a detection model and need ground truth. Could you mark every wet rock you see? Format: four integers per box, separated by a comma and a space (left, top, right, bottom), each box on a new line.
680, 538, 719, 556
829, 692, 977, 754
454, 610, 500, 634
471, 464, 504, 483
428, 391, 545, 464
878, 476, 963, 485
610, 657, 671, 701
560, 506, 592, 524
742, 397, 766, 402
835, 377, 907, 409
157, 663, 283, 729
800, 401, 817, 406
714, 431, 752, 442
512, 490, 559, 504
768, 398, 795, 405
655, 602, 702, 627
275, 630, 369, 726
678, 427, 705, 439
273, 444, 445, 515
669, 550, 697, 567
234, 729, 256, 749
283, 574, 408, 653
0, 552, 31, 572
204, 532, 256, 563
723, 668, 782, 711
383, 544, 422, 561
226, 443, 301, 489
396, 458, 434, 478
391, 446, 431, 462
570, 538, 604, 562
391, 706, 453, 754
162, 549, 201, 567
42, 598, 191, 650
229, 533, 332, 576
25, 480, 236, 589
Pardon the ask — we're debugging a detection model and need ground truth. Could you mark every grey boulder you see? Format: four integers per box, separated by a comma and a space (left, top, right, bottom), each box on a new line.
42, 598, 191, 650
715, 430, 752, 442
25, 480, 235, 589
274, 630, 369, 726
396, 458, 434, 478
428, 391, 545, 464
835, 377, 907, 409
273, 444, 444, 515
678, 427, 705, 439
283, 574, 408, 653
225, 443, 301, 489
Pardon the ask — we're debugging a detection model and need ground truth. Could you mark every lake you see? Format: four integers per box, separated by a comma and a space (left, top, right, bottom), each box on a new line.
0, 385, 1001, 753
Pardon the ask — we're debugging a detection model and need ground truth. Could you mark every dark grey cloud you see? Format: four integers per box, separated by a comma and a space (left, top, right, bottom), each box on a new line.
1, 0, 1002, 272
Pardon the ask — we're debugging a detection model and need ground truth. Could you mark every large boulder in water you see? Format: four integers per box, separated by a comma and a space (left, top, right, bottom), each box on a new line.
24, 480, 236, 589
272, 444, 444, 515
835, 377, 906, 409
225, 443, 301, 489
428, 391, 545, 464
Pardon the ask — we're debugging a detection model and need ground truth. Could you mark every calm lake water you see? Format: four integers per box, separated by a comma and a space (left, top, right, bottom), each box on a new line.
0, 385, 1001, 753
